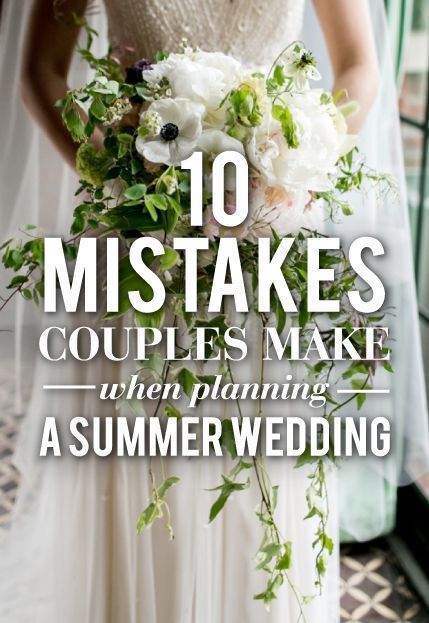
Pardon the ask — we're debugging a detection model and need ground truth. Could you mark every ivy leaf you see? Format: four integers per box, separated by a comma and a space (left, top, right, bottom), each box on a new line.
316, 554, 327, 577
157, 476, 180, 499
176, 368, 199, 398
254, 574, 283, 605
382, 361, 394, 373
70, 212, 86, 235
275, 296, 287, 334
299, 296, 308, 328
63, 107, 86, 142
295, 444, 316, 468
276, 541, 292, 570
208, 476, 250, 522
136, 502, 161, 533
136, 476, 180, 534
141, 352, 165, 381
322, 533, 334, 555
105, 253, 155, 318
7, 275, 28, 289
220, 419, 237, 459
165, 403, 182, 419
134, 307, 165, 330
273, 64, 286, 86
255, 542, 282, 570
194, 314, 228, 336
357, 393, 366, 410
342, 363, 370, 379
351, 377, 369, 410
208, 491, 229, 523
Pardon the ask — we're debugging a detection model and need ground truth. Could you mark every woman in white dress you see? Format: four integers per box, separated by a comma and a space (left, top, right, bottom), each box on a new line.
0, 1, 384, 622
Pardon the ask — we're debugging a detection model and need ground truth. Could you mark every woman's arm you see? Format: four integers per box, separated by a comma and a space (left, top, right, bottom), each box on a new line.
21, 0, 103, 168
313, 0, 379, 132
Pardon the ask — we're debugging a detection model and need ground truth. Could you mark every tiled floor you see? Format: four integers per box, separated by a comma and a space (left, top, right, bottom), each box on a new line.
0, 366, 428, 622
340, 542, 429, 623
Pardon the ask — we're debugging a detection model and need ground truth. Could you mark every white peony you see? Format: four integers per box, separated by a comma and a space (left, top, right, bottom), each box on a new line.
197, 129, 245, 159
197, 129, 245, 191
246, 116, 282, 186
247, 90, 357, 193
282, 90, 358, 189
136, 98, 203, 165
246, 178, 316, 240
143, 50, 241, 111
202, 178, 317, 242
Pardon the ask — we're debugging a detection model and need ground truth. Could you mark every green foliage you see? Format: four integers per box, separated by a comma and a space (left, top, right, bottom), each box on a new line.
76, 143, 113, 187
124, 183, 147, 200
272, 104, 299, 149
208, 460, 251, 522
137, 476, 180, 539
225, 83, 264, 138
176, 368, 199, 398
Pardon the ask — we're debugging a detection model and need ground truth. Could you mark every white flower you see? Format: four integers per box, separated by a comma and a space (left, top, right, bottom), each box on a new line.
143, 50, 241, 111
197, 129, 245, 192
246, 116, 286, 187
141, 110, 162, 135
246, 178, 314, 240
281, 45, 321, 90
101, 98, 133, 126
332, 108, 358, 157
136, 98, 203, 165
247, 90, 356, 194
197, 129, 245, 158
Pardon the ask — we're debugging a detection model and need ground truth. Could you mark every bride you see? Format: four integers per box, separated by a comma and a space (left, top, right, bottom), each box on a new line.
0, 1, 422, 622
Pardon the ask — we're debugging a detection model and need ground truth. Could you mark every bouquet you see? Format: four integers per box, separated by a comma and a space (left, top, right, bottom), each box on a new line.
1, 26, 393, 610
73, 40, 361, 240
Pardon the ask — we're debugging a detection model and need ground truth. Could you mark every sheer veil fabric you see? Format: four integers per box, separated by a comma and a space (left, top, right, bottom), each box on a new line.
0, 0, 427, 621
302, 0, 429, 541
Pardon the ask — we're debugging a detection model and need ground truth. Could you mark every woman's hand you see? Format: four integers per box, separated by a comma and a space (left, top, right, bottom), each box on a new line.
21, 0, 104, 168
314, 0, 380, 133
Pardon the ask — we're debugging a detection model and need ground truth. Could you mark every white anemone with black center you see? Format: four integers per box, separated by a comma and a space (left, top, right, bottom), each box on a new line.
136, 98, 204, 165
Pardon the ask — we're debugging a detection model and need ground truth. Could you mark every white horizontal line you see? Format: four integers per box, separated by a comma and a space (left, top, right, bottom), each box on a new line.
43, 385, 96, 390
337, 389, 390, 394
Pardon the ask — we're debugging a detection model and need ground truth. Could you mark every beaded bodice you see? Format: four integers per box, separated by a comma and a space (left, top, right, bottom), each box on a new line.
102, 0, 305, 67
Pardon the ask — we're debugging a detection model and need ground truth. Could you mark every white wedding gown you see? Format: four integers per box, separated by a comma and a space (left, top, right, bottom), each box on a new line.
0, 1, 339, 622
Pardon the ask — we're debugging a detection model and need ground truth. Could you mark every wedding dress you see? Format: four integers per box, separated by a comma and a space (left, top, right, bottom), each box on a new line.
3, 1, 419, 622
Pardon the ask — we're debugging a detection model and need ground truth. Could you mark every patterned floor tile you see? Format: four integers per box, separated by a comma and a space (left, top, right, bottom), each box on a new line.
340, 542, 429, 622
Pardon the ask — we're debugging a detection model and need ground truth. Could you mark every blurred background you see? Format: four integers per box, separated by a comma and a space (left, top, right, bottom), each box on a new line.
339, 2, 429, 621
